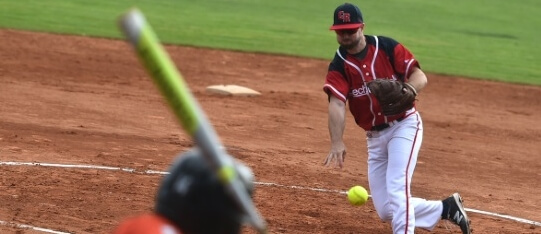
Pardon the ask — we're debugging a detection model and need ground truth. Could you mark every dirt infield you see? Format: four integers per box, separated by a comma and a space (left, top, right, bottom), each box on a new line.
1, 29, 540, 234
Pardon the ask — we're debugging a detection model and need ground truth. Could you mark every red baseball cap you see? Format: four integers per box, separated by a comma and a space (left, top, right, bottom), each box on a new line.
330, 3, 364, 30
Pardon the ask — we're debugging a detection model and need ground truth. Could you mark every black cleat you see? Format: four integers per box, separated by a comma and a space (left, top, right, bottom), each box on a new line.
443, 193, 472, 234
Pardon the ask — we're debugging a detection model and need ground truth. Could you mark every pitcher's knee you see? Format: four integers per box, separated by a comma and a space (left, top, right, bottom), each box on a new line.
375, 209, 393, 221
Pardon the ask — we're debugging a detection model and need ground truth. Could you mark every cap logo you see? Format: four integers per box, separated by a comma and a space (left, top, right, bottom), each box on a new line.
337, 11, 351, 23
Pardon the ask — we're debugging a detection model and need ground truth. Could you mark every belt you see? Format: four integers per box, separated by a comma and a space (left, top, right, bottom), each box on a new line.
370, 117, 405, 131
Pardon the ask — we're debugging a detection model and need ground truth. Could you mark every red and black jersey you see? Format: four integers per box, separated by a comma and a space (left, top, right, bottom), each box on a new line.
323, 35, 420, 131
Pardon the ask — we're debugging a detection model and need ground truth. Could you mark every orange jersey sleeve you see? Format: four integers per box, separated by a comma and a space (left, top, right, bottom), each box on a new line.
113, 214, 182, 234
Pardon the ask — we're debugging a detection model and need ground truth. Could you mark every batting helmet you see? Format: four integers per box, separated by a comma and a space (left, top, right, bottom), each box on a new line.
155, 148, 254, 234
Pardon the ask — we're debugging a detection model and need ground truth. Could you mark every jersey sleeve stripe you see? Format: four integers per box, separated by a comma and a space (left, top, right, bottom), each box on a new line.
324, 84, 347, 101
404, 59, 415, 80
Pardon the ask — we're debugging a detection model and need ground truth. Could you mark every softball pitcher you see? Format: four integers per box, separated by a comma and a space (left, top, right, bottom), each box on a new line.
322, 3, 472, 234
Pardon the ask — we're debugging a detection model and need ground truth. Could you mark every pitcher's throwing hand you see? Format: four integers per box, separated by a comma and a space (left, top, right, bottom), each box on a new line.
323, 141, 346, 168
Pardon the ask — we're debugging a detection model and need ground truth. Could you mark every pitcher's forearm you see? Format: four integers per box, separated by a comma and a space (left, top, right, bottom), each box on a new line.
328, 96, 346, 144
406, 67, 428, 94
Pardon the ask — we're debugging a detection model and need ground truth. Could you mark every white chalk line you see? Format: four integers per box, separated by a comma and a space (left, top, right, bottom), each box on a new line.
0, 161, 540, 234
0, 220, 70, 234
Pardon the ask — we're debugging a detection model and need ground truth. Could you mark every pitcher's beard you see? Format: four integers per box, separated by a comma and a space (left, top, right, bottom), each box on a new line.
339, 37, 362, 50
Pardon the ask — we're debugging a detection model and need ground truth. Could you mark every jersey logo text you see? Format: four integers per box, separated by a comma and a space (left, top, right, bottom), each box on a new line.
351, 85, 370, 97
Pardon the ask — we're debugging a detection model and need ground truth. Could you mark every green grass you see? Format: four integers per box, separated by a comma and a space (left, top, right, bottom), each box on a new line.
0, 0, 540, 85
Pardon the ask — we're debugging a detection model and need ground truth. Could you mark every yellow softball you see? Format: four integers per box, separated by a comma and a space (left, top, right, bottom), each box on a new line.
347, 185, 369, 206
